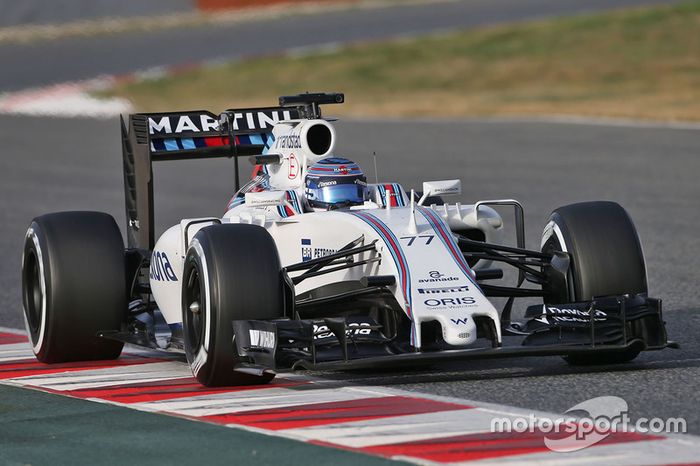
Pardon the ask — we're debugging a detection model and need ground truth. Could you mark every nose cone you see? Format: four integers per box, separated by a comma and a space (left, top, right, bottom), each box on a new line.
437, 315, 478, 346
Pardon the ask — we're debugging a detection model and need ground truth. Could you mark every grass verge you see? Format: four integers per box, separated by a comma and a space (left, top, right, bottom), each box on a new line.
102, 1, 700, 121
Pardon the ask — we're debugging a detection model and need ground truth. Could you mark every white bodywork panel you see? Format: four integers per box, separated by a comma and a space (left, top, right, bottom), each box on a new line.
149, 118, 506, 349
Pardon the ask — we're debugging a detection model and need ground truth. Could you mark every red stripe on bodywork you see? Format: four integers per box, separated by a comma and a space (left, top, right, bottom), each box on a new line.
0, 332, 28, 345
363, 429, 661, 463
203, 396, 470, 430
64, 377, 308, 403
203, 136, 237, 147
0, 356, 165, 380
383, 184, 398, 206
355, 213, 411, 317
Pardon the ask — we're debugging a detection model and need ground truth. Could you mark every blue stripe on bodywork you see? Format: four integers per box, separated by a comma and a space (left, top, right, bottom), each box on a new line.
348, 211, 416, 345
164, 139, 179, 151
418, 207, 482, 292
180, 138, 195, 150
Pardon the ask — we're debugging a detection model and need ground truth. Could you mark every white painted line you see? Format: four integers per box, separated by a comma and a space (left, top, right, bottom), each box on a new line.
465, 437, 700, 466
284, 408, 488, 448
9, 361, 192, 390
0, 326, 27, 335
0, 342, 34, 362
139, 386, 389, 417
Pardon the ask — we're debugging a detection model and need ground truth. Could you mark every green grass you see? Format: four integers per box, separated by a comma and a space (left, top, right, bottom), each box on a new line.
103, 1, 700, 121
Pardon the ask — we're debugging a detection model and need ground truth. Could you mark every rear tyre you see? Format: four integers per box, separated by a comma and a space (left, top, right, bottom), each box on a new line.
21, 212, 125, 362
182, 224, 285, 387
540, 201, 647, 365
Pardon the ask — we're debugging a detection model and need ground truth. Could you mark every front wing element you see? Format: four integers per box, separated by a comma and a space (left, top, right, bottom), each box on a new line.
231, 294, 674, 372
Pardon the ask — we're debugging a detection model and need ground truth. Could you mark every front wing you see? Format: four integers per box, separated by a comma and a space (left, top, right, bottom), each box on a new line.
231, 294, 675, 372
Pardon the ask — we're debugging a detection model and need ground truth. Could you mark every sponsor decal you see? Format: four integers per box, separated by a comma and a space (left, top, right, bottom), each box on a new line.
418, 270, 460, 283
249, 329, 276, 349
313, 247, 337, 259
300, 238, 336, 262
276, 134, 302, 149
150, 251, 177, 282
313, 322, 372, 340
288, 153, 299, 179
318, 180, 338, 188
432, 186, 460, 195
147, 109, 294, 135
418, 285, 470, 294
451, 317, 470, 325
301, 238, 312, 262
424, 297, 477, 307
148, 114, 219, 135
536, 306, 608, 324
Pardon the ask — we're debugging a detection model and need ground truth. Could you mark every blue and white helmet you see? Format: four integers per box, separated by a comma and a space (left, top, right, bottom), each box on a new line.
304, 157, 368, 210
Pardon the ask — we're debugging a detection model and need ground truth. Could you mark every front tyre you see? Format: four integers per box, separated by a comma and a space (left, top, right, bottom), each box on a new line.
182, 224, 285, 387
22, 212, 125, 362
541, 201, 647, 365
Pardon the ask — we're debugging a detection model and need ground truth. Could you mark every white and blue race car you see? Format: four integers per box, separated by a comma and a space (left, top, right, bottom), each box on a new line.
21, 93, 674, 386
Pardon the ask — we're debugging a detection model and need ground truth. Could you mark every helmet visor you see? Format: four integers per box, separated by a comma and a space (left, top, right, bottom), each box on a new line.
317, 183, 365, 206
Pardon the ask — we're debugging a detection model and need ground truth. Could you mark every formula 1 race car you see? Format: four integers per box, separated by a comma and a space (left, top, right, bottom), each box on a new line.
21, 93, 675, 386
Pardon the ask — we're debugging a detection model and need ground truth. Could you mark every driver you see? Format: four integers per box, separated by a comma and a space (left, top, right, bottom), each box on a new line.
304, 157, 368, 210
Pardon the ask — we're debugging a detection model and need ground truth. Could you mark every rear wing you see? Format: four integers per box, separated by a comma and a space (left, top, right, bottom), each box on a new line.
121, 92, 344, 250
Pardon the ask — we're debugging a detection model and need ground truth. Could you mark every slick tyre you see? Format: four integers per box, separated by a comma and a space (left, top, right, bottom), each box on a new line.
541, 201, 647, 365
182, 224, 285, 387
22, 212, 125, 363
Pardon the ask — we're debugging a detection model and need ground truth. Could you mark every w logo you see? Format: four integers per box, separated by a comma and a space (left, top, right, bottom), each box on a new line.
451, 318, 469, 325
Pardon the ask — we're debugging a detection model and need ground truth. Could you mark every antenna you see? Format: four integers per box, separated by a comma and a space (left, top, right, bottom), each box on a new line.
372, 151, 379, 185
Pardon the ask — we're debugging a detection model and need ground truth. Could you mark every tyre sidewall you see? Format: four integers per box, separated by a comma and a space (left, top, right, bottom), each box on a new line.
21, 212, 125, 362
22, 221, 52, 359
183, 225, 283, 386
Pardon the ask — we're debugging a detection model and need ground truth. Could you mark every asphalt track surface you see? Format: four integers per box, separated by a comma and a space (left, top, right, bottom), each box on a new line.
1, 114, 699, 437
0, 0, 683, 92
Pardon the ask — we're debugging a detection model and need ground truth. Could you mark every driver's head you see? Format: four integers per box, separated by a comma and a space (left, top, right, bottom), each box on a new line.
305, 157, 367, 210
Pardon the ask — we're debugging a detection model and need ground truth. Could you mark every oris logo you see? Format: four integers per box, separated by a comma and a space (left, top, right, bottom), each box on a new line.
424, 297, 476, 307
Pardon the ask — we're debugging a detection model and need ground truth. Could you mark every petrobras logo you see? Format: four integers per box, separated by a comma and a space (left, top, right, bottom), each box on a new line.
148, 109, 294, 135
150, 251, 177, 282
301, 238, 312, 262
300, 238, 337, 262
249, 329, 276, 349
418, 285, 470, 294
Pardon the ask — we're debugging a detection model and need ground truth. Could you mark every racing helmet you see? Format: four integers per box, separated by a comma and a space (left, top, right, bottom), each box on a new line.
304, 157, 368, 210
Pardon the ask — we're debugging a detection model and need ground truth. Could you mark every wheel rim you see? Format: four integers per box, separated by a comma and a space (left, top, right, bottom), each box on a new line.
184, 265, 205, 351
23, 249, 42, 334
